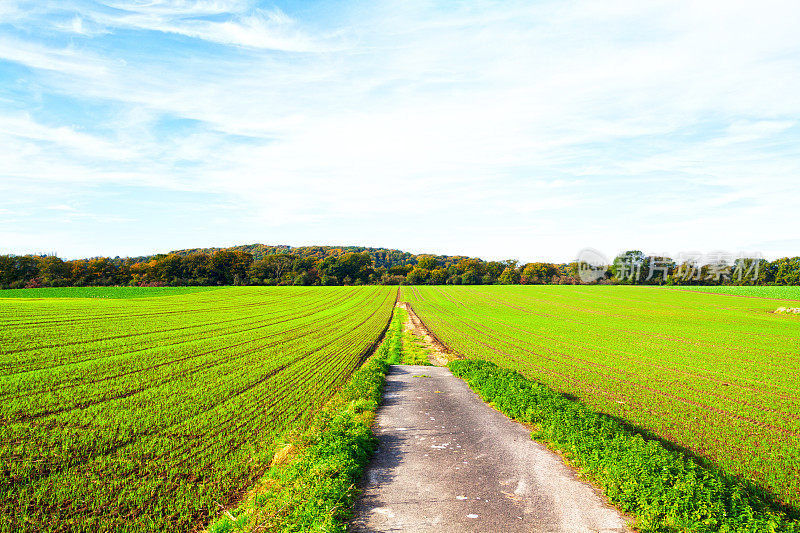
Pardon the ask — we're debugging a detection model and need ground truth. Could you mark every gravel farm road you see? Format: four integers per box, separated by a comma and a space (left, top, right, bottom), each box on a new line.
350, 365, 632, 533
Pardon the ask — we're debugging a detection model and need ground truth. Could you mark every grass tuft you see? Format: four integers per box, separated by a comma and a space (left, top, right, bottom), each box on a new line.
392, 307, 433, 365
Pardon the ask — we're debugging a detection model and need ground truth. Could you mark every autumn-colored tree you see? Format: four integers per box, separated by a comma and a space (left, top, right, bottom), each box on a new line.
499, 267, 521, 284
417, 256, 439, 270
407, 267, 429, 285
521, 262, 557, 284
428, 268, 448, 285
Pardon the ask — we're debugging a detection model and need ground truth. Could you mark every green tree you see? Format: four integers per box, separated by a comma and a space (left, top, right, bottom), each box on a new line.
417, 256, 439, 270
499, 267, 521, 284
407, 267, 429, 284
428, 268, 448, 285
210, 250, 253, 285
773, 257, 800, 285
37, 256, 71, 286
612, 251, 646, 285
461, 271, 479, 285
641, 256, 675, 285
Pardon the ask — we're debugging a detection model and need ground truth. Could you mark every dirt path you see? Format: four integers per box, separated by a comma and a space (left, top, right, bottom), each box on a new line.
350, 365, 632, 532
400, 302, 452, 366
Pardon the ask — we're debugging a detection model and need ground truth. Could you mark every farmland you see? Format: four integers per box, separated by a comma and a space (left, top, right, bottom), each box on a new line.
403, 285, 800, 509
670, 285, 800, 300
0, 286, 220, 299
0, 286, 396, 532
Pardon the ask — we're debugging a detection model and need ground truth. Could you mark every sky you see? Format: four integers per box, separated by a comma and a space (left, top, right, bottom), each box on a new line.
1, 0, 799, 263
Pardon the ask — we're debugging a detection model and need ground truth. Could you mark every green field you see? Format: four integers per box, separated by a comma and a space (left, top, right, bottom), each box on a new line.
403, 285, 800, 509
669, 285, 800, 301
4, 284, 799, 531
0, 286, 395, 532
0, 286, 221, 299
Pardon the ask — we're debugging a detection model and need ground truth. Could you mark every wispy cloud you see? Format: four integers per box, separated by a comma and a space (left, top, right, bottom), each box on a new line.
0, 35, 112, 76
0, 113, 137, 161
92, 2, 325, 51
100, 1, 252, 17
52, 15, 111, 36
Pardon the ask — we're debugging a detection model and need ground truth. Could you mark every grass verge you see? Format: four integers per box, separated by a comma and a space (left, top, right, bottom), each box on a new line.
206, 311, 402, 533
393, 307, 433, 366
449, 359, 799, 533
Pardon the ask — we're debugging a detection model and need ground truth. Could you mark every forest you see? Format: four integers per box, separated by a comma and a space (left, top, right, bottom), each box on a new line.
0, 245, 798, 289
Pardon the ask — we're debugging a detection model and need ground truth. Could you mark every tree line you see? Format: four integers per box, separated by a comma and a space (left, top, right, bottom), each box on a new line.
0, 251, 572, 288
601, 250, 800, 285
1, 248, 798, 289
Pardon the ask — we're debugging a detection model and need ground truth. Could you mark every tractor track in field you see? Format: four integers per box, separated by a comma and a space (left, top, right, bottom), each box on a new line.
401, 302, 454, 366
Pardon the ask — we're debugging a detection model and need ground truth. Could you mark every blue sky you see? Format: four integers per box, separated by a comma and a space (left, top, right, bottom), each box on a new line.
1, 0, 799, 262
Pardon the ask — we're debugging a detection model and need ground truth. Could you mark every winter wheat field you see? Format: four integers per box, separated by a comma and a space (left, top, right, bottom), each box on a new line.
1, 285, 799, 532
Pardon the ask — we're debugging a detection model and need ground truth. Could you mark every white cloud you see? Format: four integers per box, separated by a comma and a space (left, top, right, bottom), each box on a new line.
52, 16, 111, 36
90, 3, 325, 51
146, 10, 320, 51
0, 36, 112, 77
0, 113, 137, 161
100, 0, 252, 17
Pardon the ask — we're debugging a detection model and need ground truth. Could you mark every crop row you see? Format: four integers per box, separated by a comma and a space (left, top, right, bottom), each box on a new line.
0, 286, 396, 532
